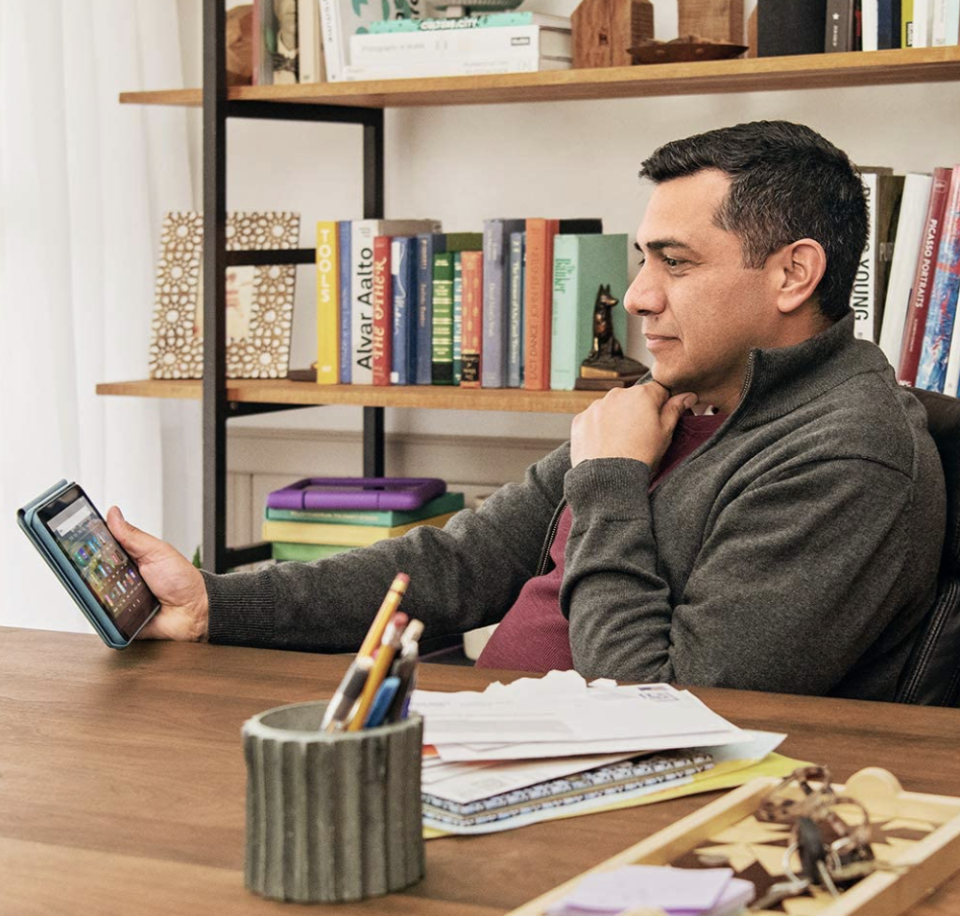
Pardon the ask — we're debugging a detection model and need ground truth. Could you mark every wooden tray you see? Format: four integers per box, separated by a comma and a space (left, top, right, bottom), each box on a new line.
507, 768, 960, 916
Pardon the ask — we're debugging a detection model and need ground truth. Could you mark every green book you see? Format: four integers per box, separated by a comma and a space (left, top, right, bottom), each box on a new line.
432, 252, 456, 385
271, 542, 356, 562
265, 491, 465, 527
550, 234, 629, 391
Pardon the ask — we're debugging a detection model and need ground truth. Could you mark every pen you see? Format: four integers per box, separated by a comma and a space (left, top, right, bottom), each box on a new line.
386, 619, 423, 723
363, 676, 401, 729
357, 573, 410, 659
347, 611, 409, 731
319, 655, 374, 733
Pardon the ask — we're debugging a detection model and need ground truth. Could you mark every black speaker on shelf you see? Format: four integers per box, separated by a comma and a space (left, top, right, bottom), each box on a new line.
757, 0, 829, 57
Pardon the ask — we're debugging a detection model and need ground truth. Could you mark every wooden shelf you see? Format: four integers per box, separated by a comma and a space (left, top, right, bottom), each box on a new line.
95, 379, 602, 413
119, 47, 960, 110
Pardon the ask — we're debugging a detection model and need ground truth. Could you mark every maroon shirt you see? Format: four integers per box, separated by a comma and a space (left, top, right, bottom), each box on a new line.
476, 411, 726, 671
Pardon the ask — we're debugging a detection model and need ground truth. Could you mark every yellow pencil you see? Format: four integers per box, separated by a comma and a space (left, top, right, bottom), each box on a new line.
347, 611, 408, 731
357, 573, 409, 659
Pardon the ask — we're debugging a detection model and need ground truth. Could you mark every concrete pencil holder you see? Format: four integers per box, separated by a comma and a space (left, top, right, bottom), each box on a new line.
242, 700, 425, 903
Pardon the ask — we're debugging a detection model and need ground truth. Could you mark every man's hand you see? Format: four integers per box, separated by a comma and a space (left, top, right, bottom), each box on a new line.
106, 507, 210, 642
570, 381, 698, 471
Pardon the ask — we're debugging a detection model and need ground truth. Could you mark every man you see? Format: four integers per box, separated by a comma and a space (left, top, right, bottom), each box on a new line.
107, 121, 945, 700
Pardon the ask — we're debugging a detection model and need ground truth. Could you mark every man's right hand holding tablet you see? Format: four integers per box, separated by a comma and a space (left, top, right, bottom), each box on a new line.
106, 506, 209, 642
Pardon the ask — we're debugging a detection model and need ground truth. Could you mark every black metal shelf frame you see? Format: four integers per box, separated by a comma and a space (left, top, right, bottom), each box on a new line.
202, 0, 385, 571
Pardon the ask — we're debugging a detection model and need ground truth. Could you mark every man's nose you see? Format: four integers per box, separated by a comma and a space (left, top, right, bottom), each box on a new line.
623, 268, 666, 317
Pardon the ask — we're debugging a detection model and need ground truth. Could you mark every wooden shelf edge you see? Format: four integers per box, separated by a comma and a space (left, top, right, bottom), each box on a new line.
96, 379, 600, 413
119, 46, 960, 110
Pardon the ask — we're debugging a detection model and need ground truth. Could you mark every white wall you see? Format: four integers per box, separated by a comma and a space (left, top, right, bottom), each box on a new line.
173, 0, 960, 473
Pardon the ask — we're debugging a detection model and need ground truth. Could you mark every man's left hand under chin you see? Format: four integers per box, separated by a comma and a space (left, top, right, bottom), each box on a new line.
570, 381, 698, 472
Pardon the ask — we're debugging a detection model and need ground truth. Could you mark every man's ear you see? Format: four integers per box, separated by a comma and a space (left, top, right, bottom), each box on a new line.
771, 239, 827, 315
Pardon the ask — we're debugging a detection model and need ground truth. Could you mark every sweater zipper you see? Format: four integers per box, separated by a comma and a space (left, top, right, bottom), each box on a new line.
535, 499, 567, 577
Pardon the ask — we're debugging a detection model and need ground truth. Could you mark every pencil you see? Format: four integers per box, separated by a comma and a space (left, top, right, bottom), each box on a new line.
347, 611, 408, 731
357, 573, 410, 659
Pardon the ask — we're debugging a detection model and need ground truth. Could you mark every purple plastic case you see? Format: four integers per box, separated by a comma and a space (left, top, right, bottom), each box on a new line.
267, 477, 446, 511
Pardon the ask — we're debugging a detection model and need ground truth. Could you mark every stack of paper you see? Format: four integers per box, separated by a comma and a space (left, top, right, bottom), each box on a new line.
410, 672, 791, 836
545, 865, 755, 916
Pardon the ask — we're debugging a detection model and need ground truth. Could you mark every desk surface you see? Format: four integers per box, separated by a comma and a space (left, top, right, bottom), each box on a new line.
1, 627, 959, 916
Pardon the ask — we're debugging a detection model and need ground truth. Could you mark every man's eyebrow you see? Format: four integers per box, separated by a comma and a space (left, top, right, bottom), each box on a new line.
635, 238, 694, 253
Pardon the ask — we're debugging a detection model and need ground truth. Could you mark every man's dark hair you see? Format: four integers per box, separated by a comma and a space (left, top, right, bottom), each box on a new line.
639, 121, 867, 322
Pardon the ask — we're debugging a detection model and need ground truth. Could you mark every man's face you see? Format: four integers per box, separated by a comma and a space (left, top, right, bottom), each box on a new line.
626, 169, 784, 412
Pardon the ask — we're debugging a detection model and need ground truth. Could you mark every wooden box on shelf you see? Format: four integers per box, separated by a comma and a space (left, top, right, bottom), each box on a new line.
572, 0, 654, 69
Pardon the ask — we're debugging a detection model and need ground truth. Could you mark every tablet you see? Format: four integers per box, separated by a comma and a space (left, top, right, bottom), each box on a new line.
18, 480, 160, 648
267, 477, 446, 511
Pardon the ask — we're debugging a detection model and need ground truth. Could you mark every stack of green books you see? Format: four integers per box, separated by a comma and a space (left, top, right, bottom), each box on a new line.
263, 492, 465, 562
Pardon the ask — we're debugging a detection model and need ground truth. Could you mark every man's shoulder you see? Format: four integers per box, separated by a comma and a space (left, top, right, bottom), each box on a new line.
781, 367, 934, 478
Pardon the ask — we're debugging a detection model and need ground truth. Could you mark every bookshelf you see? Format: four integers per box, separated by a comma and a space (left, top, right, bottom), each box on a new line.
105, 3, 960, 570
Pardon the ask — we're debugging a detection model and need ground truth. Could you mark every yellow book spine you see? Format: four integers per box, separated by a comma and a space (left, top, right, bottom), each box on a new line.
262, 511, 457, 546
316, 221, 339, 385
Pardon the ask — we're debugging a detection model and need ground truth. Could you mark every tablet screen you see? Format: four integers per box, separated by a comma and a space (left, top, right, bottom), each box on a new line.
38, 486, 158, 639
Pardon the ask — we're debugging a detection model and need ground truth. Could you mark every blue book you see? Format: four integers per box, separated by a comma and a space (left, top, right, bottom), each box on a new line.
482, 218, 525, 388
507, 231, 526, 388
877, 0, 901, 48
338, 220, 352, 384
391, 237, 416, 385
416, 232, 447, 384
453, 252, 464, 383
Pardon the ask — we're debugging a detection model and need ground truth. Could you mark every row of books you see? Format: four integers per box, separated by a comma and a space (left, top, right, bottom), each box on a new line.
264, 491, 466, 560
316, 219, 630, 391
250, 1, 572, 85
877, 164, 960, 395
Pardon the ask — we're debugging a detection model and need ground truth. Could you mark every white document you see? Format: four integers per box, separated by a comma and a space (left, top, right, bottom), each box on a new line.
412, 672, 746, 757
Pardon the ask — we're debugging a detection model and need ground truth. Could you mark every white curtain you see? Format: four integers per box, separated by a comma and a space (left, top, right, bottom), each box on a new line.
0, 0, 194, 631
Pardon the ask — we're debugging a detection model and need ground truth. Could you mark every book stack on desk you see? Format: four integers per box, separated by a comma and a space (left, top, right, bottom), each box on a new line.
263, 482, 465, 562
411, 672, 790, 836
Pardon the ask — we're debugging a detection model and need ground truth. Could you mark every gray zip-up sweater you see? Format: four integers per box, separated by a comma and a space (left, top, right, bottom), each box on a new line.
206, 311, 945, 701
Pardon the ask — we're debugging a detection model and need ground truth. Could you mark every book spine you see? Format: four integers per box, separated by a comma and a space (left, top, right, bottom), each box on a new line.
338, 220, 352, 383
877, 0, 902, 46
916, 166, 960, 392
899, 167, 952, 383
550, 235, 580, 391
481, 220, 506, 388
913, 0, 932, 44
507, 231, 525, 388
341, 57, 568, 81
351, 221, 377, 384
826, 0, 856, 50
416, 233, 445, 384
368, 12, 571, 32
852, 173, 878, 342
431, 252, 455, 385
523, 218, 558, 390
299, 0, 321, 82
460, 250, 484, 387
932, 0, 948, 42
862, 0, 879, 49
453, 252, 464, 383
318, 0, 345, 80
902, 0, 916, 43
349, 25, 571, 63
262, 512, 456, 547
391, 237, 415, 385
316, 221, 339, 384
878, 174, 933, 367
372, 235, 393, 386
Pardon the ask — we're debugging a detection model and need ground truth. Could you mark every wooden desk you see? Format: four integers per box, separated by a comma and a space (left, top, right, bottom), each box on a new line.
1, 627, 958, 915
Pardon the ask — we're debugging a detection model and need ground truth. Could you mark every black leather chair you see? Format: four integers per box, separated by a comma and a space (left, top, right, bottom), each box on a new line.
895, 388, 960, 706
